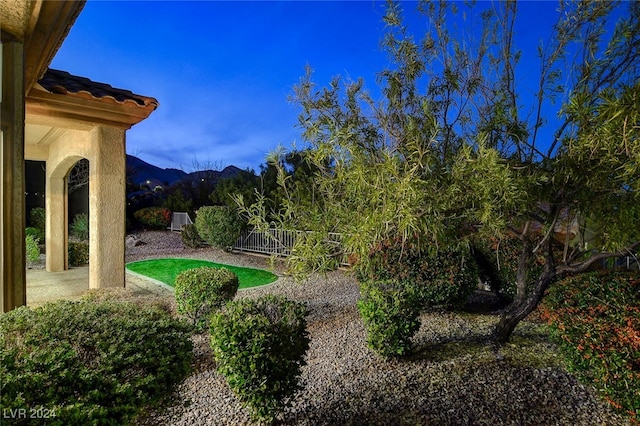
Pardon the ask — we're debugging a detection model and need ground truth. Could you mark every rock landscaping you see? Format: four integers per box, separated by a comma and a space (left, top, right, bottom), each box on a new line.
127, 231, 627, 426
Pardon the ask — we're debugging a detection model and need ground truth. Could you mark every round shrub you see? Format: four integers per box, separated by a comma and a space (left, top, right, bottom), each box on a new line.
0, 299, 193, 425
539, 270, 639, 421
180, 223, 203, 248
68, 241, 89, 266
210, 295, 310, 424
174, 266, 239, 332
195, 205, 245, 250
361, 238, 479, 310
133, 206, 171, 230
357, 279, 421, 357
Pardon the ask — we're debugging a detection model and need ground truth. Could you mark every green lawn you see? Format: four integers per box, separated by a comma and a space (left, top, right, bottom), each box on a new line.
126, 258, 277, 289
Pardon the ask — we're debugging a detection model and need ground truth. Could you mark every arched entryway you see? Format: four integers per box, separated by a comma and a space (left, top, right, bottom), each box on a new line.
26, 125, 130, 291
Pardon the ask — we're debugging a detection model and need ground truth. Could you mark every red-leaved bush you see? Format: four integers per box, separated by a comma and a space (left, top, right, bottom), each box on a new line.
538, 270, 639, 421
134, 207, 171, 230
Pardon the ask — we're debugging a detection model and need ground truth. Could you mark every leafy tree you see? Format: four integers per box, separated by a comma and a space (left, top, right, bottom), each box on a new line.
210, 168, 260, 207
238, 0, 640, 343
233, 150, 321, 225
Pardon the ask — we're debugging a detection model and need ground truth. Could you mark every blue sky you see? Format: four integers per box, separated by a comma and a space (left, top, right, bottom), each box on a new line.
51, 1, 579, 172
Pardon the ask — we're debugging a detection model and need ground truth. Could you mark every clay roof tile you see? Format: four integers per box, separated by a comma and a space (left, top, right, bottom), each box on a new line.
39, 68, 158, 109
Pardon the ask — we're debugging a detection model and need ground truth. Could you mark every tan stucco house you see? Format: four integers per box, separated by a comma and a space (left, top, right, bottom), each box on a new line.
2, 1, 158, 312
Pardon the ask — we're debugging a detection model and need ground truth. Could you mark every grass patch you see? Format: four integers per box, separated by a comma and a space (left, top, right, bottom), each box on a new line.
126, 258, 277, 289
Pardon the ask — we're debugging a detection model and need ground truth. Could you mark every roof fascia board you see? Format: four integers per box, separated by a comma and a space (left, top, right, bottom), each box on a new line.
26, 88, 155, 130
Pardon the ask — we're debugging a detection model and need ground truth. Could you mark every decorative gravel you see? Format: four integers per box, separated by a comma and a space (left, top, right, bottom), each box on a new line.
126, 231, 626, 426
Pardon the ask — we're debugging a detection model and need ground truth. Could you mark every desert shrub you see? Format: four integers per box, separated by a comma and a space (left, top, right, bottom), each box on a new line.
70, 212, 89, 241
133, 206, 171, 230
210, 295, 310, 424
195, 205, 245, 250
26, 234, 40, 264
29, 207, 47, 241
68, 241, 89, 266
174, 266, 239, 332
180, 223, 203, 248
539, 271, 639, 421
288, 231, 341, 278
357, 279, 421, 357
360, 238, 479, 310
25, 227, 42, 243
0, 299, 193, 425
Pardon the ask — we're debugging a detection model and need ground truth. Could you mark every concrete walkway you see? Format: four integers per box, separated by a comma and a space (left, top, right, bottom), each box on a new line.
26, 267, 174, 308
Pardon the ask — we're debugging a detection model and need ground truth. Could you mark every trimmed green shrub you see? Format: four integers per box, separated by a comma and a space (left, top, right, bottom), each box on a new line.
210, 295, 310, 424
26, 234, 40, 264
195, 205, 245, 251
361, 238, 479, 310
0, 299, 193, 425
29, 207, 46, 236
357, 279, 421, 357
68, 241, 89, 266
539, 271, 639, 421
180, 223, 203, 248
174, 266, 239, 332
133, 206, 171, 230
70, 212, 89, 241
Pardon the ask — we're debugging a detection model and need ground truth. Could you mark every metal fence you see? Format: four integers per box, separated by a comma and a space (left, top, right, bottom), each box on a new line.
233, 228, 346, 263
233, 228, 299, 256
168, 212, 193, 232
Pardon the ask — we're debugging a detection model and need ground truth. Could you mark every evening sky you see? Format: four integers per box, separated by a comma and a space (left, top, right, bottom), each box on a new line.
51, 1, 586, 172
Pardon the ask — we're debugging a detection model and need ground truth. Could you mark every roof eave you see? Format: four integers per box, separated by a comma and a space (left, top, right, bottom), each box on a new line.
23, 1, 86, 94
26, 87, 158, 130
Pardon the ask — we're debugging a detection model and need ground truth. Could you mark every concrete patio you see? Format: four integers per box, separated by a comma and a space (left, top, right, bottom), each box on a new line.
26, 267, 173, 308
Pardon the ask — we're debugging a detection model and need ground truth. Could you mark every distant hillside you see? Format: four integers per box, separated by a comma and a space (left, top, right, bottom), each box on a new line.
127, 155, 187, 186
126, 155, 244, 187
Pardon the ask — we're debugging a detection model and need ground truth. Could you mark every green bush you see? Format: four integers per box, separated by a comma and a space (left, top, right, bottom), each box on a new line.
539, 271, 639, 421
174, 266, 239, 332
25, 227, 42, 243
70, 212, 89, 241
210, 295, 310, 424
0, 299, 193, 425
195, 205, 245, 250
361, 238, 479, 309
357, 279, 421, 357
133, 207, 171, 230
180, 223, 203, 248
29, 207, 46, 236
68, 241, 89, 266
26, 234, 40, 264
471, 234, 545, 299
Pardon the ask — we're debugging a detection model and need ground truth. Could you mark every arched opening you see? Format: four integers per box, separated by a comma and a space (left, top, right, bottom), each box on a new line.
26, 154, 91, 306
67, 158, 90, 268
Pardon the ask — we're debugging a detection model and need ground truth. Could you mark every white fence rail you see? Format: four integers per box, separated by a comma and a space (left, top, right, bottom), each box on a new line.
233, 228, 346, 263
168, 212, 193, 232
233, 228, 299, 256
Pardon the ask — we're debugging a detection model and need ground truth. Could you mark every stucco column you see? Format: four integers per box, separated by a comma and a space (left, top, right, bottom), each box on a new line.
45, 175, 67, 271
1, 40, 27, 312
89, 126, 125, 289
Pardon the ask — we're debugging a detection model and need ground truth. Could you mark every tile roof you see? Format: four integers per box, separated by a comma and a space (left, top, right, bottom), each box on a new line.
38, 69, 158, 109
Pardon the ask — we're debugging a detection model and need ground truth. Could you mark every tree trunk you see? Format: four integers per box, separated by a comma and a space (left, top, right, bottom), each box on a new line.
491, 240, 556, 344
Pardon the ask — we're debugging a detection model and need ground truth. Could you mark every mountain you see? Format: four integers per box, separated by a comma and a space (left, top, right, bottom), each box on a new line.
126, 155, 245, 187
127, 155, 187, 186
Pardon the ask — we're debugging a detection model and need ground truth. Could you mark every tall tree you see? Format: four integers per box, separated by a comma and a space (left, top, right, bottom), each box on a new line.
238, 0, 640, 343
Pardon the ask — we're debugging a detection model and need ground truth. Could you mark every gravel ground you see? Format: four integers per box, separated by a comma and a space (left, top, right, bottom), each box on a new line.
126, 231, 626, 426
